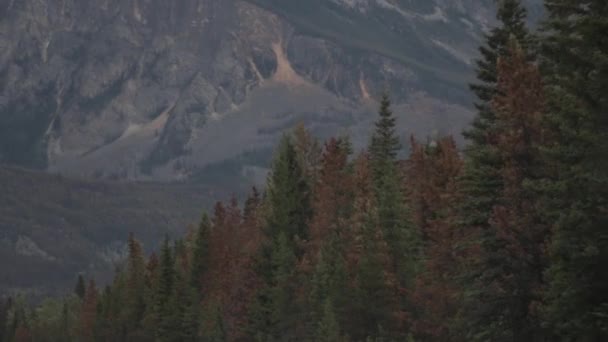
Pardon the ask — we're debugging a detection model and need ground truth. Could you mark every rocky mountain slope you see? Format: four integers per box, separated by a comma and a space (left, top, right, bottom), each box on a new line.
1, 0, 542, 184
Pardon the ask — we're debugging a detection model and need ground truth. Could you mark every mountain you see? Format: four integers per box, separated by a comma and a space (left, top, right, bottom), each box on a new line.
0, 0, 542, 185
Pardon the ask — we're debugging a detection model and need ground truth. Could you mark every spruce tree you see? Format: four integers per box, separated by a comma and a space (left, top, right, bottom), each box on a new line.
460, 0, 533, 235
368, 94, 418, 288
457, 0, 536, 339
316, 299, 343, 342
369, 94, 401, 180
155, 237, 175, 342
125, 234, 147, 334
191, 213, 211, 292
74, 274, 86, 300
464, 41, 548, 341
248, 134, 311, 340
539, 1, 608, 339
265, 134, 312, 245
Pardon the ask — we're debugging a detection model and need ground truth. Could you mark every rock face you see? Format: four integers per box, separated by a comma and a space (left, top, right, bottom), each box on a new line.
0, 0, 543, 183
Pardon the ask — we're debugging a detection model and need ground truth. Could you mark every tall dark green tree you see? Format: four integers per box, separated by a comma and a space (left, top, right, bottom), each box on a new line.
368, 94, 418, 288
191, 213, 211, 292
155, 236, 176, 342
461, 0, 533, 232
125, 234, 147, 335
369, 94, 401, 180
457, 0, 536, 340
265, 134, 312, 246
248, 135, 312, 340
539, 1, 608, 340
74, 274, 86, 300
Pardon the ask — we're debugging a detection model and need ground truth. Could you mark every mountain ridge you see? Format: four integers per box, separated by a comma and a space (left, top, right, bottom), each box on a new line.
0, 0, 542, 184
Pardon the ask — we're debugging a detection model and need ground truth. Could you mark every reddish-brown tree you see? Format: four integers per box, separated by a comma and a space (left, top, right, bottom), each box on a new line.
406, 136, 463, 340
79, 280, 98, 342
13, 325, 32, 342
304, 138, 354, 267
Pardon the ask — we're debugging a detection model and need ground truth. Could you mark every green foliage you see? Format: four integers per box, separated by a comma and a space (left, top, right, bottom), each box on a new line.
191, 214, 211, 291
155, 237, 176, 342
539, 0, 608, 340
369, 94, 419, 287
265, 134, 312, 246
456, 1, 542, 340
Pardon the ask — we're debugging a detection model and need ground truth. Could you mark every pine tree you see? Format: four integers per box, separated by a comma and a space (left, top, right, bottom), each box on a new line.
179, 286, 201, 342
457, 0, 537, 340
370, 94, 401, 167
539, 1, 608, 340
265, 134, 312, 246
74, 274, 86, 300
139, 253, 160, 341
191, 213, 211, 292
368, 94, 418, 289
293, 122, 322, 187
58, 300, 73, 342
155, 237, 176, 342
460, 0, 533, 242
463, 41, 548, 341
316, 299, 343, 342
125, 234, 146, 335
248, 134, 311, 340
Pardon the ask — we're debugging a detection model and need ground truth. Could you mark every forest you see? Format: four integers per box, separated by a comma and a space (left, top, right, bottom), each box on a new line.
1, 0, 606, 341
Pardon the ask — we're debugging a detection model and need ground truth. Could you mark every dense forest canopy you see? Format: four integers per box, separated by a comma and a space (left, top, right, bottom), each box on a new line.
1, 0, 607, 341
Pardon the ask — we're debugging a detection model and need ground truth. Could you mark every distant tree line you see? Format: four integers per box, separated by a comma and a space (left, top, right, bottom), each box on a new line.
1, 0, 606, 341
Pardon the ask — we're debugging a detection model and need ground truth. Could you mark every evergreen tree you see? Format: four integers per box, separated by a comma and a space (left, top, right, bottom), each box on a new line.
460, 0, 533, 242
309, 237, 348, 339
461, 41, 549, 341
74, 274, 86, 300
204, 304, 228, 342
539, 1, 608, 340
368, 94, 418, 288
316, 299, 343, 342
191, 213, 211, 292
179, 287, 201, 342
155, 237, 176, 342
370, 94, 401, 170
265, 134, 312, 246
457, 0, 536, 340
125, 234, 147, 335
59, 300, 73, 342
293, 122, 322, 187
248, 134, 312, 339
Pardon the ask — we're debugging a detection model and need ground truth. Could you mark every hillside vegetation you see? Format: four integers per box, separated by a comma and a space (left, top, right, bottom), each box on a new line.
0, 167, 218, 295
